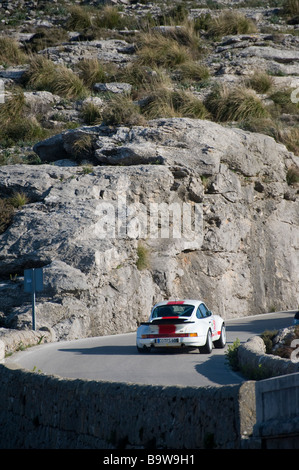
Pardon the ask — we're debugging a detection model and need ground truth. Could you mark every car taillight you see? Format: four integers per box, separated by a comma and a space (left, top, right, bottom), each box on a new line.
141, 333, 198, 339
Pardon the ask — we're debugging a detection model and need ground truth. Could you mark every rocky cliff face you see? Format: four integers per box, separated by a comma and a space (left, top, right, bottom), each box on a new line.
1, 0, 299, 340
0, 118, 298, 340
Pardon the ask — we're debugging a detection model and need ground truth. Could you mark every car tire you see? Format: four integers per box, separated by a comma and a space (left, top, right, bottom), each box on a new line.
199, 329, 213, 354
137, 345, 150, 354
214, 324, 226, 349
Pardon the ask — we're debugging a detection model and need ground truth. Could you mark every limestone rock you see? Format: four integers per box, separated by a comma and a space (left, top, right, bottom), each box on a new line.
39, 40, 136, 65
1, 118, 299, 340
93, 82, 132, 94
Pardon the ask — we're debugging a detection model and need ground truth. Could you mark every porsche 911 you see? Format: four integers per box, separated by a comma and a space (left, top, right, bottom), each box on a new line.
136, 299, 226, 354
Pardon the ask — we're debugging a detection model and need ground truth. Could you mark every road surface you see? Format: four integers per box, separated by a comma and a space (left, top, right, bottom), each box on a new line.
6, 311, 295, 387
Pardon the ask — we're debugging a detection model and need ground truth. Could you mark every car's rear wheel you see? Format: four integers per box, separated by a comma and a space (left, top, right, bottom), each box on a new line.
214, 324, 226, 349
199, 329, 213, 354
137, 345, 151, 354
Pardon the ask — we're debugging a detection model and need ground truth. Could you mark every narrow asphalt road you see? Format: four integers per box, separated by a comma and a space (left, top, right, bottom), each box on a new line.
6, 311, 295, 387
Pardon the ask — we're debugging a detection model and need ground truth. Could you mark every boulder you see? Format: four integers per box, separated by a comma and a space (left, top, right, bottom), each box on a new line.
33, 134, 68, 162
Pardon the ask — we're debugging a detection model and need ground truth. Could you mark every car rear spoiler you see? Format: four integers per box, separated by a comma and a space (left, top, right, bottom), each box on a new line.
141, 318, 195, 325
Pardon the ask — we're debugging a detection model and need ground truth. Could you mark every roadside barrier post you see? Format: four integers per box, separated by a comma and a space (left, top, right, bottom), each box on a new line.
24, 268, 43, 331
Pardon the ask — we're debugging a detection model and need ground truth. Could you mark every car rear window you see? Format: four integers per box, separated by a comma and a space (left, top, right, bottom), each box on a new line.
295, 311, 299, 319
152, 304, 195, 318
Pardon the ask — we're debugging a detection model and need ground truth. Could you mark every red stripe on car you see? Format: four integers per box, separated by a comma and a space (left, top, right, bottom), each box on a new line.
167, 301, 184, 305
159, 324, 176, 335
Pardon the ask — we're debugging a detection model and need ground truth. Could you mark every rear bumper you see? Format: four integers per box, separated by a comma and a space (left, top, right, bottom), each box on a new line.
136, 336, 205, 349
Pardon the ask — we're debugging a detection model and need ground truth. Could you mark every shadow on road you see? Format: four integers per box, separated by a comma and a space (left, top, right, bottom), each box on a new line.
58, 345, 205, 356
58, 345, 138, 355
194, 354, 243, 385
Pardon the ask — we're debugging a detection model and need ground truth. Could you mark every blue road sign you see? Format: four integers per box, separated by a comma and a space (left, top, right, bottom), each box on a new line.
24, 268, 43, 293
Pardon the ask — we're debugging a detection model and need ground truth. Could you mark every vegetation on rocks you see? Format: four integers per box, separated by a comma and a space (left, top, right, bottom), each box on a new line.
0, 0, 298, 158
206, 10, 257, 38
0, 0, 297, 169
205, 84, 269, 122
264, 324, 299, 358
226, 325, 299, 380
0, 191, 29, 234
0, 1, 299, 340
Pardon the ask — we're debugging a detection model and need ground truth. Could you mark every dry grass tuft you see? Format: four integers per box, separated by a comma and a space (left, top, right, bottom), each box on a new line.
0, 36, 27, 65
102, 95, 146, 127
207, 10, 257, 38
142, 88, 209, 120
26, 55, 87, 99
205, 84, 268, 122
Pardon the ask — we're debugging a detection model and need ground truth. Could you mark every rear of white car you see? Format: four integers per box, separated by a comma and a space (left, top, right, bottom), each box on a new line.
136, 300, 225, 353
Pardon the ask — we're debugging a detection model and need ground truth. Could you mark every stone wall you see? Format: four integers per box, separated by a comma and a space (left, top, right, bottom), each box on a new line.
1, 329, 298, 449
0, 361, 255, 449
254, 373, 299, 449
238, 336, 299, 378
0, 327, 53, 360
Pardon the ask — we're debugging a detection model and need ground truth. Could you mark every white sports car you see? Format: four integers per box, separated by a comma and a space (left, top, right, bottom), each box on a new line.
136, 299, 226, 354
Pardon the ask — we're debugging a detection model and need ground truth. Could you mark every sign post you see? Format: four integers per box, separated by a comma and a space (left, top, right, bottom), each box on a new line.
24, 268, 43, 331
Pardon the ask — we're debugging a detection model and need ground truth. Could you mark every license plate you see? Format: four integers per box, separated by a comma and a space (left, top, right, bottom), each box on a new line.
156, 338, 179, 344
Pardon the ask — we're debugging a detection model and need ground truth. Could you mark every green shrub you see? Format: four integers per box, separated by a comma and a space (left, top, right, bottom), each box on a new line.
225, 338, 240, 371
286, 165, 299, 184
136, 243, 150, 270
9, 191, 29, 208
142, 89, 179, 119
193, 13, 213, 33
260, 330, 278, 354
0, 198, 14, 234
177, 91, 210, 119
0, 117, 47, 146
